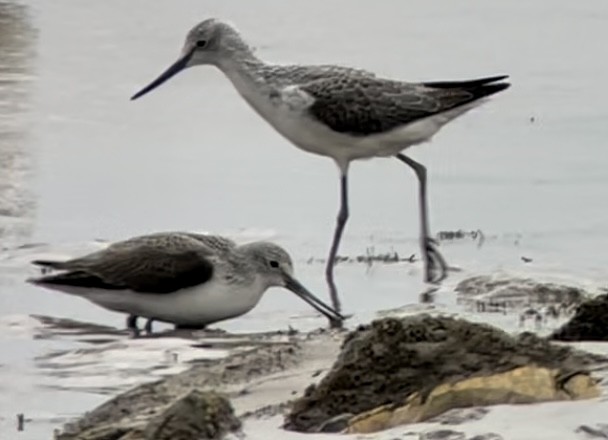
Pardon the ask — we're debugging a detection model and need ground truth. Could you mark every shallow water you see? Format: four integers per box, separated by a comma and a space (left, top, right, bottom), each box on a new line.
1, 0, 608, 437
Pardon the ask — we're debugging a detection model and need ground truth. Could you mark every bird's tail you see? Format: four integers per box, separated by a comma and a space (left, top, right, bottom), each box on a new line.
424, 75, 511, 99
31, 259, 68, 270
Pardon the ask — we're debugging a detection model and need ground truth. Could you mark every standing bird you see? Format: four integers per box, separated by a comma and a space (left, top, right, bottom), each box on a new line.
27, 231, 345, 334
130, 19, 510, 319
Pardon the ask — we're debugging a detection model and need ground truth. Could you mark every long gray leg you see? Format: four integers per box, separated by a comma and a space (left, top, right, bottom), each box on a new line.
126, 314, 140, 337
395, 153, 447, 284
324, 173, 349, 328
144, 318, 155, 334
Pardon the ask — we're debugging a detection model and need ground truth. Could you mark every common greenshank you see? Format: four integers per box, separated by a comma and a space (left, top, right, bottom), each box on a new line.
28, 231, 345, 334
130, 19, 511, 318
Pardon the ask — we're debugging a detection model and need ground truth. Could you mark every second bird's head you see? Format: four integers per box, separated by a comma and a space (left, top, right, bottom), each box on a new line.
239, 241, 346, 325
131, 19, 247, 100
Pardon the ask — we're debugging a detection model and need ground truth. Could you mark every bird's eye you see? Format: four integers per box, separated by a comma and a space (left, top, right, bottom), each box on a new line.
269, 260, 279, 268
196, 40, 208, 48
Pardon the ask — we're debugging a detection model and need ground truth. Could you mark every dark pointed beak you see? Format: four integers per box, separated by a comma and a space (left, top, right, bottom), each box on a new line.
283, 273, 346, 324
131, 48, 195, 101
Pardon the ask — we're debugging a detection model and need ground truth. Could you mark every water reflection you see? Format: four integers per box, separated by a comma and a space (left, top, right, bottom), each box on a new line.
0, 1, 37, 247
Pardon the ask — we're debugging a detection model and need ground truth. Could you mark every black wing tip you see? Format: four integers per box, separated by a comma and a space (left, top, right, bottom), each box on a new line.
480, 74, 509, 83
26, 272, 64, 286
485, 81, 511, 91
26, 271, 123, 290
31, 259, 61, 268
424, 75, 511, 90
26, 276, 46, 286
476, 81, 511, 98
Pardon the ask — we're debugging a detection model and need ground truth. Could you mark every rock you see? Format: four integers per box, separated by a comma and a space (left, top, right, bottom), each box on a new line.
57, 391, 240, 440
240, 402, 291, 421
455, 275, 585, 311
139, 390, 240, 440
419, 429, 466, 440
467, 434, 504, 440
551, 294, 608, 341
346, 366, 599, 433
284, 315, 602, 433
316, 413, 354, 433
57, 340, 300, 440
429, 407, 489, 425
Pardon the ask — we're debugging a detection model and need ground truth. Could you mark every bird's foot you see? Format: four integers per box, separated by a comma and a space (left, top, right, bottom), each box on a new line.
329, 317, 344, 329
423, 237, 448, 284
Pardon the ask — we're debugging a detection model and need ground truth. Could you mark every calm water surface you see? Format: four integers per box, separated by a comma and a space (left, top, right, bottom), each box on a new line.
1, 0, 608, 437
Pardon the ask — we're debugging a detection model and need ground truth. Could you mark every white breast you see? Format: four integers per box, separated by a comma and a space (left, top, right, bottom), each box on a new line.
63, 276, 267, 326
223, 70, 334, 155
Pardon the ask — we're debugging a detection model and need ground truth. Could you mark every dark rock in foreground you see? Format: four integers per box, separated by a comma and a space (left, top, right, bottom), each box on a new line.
551, 294, 608, 341
285, 315, 602, 433
136, 390, 240, 440
56, 340, 300, 440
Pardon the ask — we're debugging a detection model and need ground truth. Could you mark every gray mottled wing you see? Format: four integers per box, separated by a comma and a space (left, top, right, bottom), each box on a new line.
32, 232, 234, 270
299, 75, 485, 136
175, 233, 237, 252
33, 234, 217, 294
103, 231, 235, 251
67, 232, 233, 266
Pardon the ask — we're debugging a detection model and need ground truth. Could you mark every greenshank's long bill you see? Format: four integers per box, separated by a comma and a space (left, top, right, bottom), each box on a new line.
130, 19, 511, 322
27, 232, 345, 333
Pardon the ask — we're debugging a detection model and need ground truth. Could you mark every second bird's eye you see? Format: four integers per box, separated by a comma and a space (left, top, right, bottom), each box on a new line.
269, 261, 279, 268
196, 40, 208, 48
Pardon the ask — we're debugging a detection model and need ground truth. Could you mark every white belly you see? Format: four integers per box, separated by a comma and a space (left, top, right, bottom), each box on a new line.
57, 279, 265, 326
